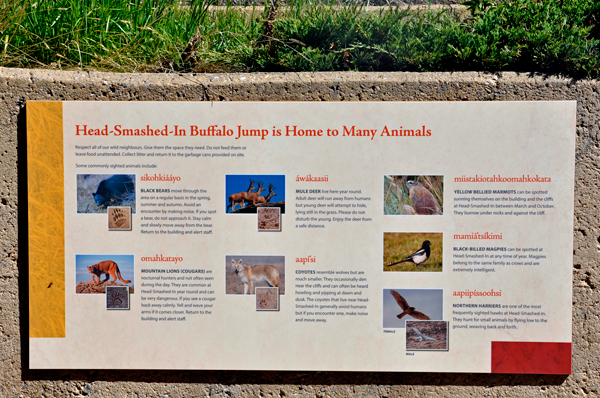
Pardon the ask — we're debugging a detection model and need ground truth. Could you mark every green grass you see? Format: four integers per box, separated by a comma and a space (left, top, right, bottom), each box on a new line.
383, 232, 443, 273
0, 0, 599, 76
0, 0, 208, 71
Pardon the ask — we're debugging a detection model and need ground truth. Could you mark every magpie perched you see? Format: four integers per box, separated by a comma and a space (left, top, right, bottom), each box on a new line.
386, 240, 431, 267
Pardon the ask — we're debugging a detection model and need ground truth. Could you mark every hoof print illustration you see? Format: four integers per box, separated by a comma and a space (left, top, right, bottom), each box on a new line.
258, 207, 281, 231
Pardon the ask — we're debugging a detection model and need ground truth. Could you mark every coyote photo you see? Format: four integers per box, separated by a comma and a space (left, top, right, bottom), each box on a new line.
231, 259, 280, 294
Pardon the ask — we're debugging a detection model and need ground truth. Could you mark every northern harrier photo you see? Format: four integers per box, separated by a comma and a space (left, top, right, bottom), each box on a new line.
382, 289, 443, 328
390, 290, 431, 320
412, 327, 437, 341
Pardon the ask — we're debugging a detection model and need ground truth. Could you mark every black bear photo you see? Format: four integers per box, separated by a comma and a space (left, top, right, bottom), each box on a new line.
77, 174, 136, 214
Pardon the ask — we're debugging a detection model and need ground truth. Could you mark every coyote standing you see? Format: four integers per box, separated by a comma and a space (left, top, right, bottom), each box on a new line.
231, 259, 280, 294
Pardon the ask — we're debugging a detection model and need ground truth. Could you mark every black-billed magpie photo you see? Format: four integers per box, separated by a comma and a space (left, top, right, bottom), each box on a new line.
386, 240, 431, 267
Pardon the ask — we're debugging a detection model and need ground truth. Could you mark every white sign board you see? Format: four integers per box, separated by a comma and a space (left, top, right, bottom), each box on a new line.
27, 101, 575, 373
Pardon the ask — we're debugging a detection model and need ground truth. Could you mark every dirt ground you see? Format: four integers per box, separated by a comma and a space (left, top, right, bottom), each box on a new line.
225, 256, 285, 295
406, 321, 448, 350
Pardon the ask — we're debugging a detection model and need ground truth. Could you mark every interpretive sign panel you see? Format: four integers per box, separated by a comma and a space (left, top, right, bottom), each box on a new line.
27, 101, 575, 373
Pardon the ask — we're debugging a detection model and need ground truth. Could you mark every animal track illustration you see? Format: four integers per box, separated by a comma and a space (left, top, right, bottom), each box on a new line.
256, 287, 279, 310
258, 208, 280, 230
107, 287, 129, 309
112, 208, 126, 227
109, 207, 130, 229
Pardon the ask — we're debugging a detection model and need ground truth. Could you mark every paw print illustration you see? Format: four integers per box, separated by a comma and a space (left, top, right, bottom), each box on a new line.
109, 207, 130, 230
106, 286, 129, 309
112, 208, 127, 228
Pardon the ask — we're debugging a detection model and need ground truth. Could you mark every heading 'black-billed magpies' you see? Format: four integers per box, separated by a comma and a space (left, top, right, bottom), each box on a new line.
386, 240, 431, 267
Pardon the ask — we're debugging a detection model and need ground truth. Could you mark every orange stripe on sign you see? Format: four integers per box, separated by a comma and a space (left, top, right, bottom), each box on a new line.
27, 101, 65, 338
491, 342, 571, 374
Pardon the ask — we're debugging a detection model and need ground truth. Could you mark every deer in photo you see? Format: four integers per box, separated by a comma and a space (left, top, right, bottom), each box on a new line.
227, 179, 256, 212
257, 183, 277, 204
244, 181, 265, 207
